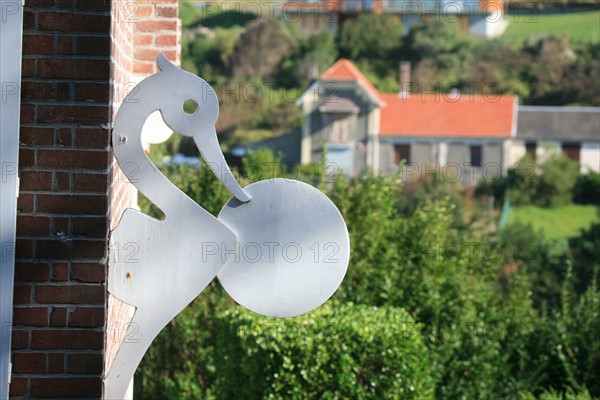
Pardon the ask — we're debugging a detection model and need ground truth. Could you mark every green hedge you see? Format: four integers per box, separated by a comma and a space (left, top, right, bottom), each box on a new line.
214, 303, 434, 400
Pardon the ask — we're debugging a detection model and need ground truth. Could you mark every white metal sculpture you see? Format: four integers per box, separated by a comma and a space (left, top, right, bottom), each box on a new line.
106, 54, 349, 398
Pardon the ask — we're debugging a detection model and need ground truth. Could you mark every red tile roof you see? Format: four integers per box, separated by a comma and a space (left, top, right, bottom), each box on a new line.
321, 59, 385, 106
379, 93, 516, 138
318, 59, 516, 138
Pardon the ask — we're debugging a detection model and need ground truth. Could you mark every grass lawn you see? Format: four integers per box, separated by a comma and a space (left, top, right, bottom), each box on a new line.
507, 204, 599, 240
502, 10, 600, 44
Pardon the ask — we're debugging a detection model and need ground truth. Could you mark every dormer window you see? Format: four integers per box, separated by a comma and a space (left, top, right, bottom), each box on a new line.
319, 96, 360, 145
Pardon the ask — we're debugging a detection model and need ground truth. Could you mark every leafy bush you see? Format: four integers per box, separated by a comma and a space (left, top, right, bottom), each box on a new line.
569, 221, 600, 295
134, 149, 596, 399
573, 172, 600, 205
338, 14, 403, 60
537, 154, 580, 207
502, 154, 579, 207
214, 303, 434, 400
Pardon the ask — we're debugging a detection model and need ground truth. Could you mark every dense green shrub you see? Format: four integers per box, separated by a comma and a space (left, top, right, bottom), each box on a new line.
500, 154, 580, 207
214, 303, 434, 400
537, 154, 580, 207
569, 221, 600, 295
338, 14, 403, 60
134, 149, 597, 399
498, 221, 569, 310
573, 172, 600, 205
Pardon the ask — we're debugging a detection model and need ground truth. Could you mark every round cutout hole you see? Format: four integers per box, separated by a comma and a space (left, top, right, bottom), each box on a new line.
183, 99, 199, 115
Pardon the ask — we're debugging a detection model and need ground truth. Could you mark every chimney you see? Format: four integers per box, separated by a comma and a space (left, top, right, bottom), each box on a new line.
399, 61, 411, 97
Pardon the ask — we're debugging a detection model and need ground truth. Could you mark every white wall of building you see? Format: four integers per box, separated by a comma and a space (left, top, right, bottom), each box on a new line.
581, 142, 600, 173
505, 139, 526, 169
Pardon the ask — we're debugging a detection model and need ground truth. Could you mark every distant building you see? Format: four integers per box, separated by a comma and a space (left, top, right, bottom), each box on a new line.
264, 59, 600, 181
510, 106, 600, 173
279, 0, 508, 38
383, 0, 508, 38
297, 59, 517, 182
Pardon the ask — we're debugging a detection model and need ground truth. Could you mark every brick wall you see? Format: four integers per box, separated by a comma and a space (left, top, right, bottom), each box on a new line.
12, 0, 180, 398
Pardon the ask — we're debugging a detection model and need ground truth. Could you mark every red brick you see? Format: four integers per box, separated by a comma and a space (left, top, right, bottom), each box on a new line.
17, 215, 51, 236
38, 149, 109, 169
134, 47, 160, 61
22, 57, 36, 77
23, 11, 36, 30
67, 353, 102, 374
27, 0, 55, 7
133, 61, 154, 74
11, 330, 30, 350
16, 239, 33, 259
13, 285, 32, 304
36, 239, 107, 260
57, 127, 73, 147
8, 377, 27, 396
156, 5, 177, 18
15, 262, 51, 282
75, 83, 110, 103
75, 128, 110, 148
53, 216, 70, 233
31, 377, 102, 397
134, 33, 153, 46
136, 19, 177, 32
50, 307, 68, 326
73, 173, 109, 192
76, 36, 110, 56
13, 307, 48, 326
39, 58, 109, 80
58, 35, 74, 54
23, 34, 54, 55
39, 12, 110, 33
48, 353, 65, 373
72, 263, 105, 283
53, 263, 69, 281
135, 48, 176, 61
70, 307, 104, 327
35, 285, 105, 304
13, 352, 46, 373
21, 103, 36, 124
32, 330, 103, 350
56, 82, 71, 101
38, 104, 110, 125
57, 0, 74, 8
20, 127, 54, 146
37, 194, 107, 214
157, 34, 178, 47
17, 194, 34, 213
136, 4, 154, 17
19, 148, 35, 168
21, 81, 54, 100
55, 172, 71, 191
77, 1, 110, 11
72, 217, 108, 237
20, 171, 52, 191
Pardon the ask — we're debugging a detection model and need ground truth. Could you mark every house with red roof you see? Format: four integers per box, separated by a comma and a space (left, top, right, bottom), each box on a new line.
297, 59, 518, 182
278, 0, 507, 38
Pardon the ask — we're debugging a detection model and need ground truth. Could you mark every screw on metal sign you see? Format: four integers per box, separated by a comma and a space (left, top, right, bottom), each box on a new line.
104, 53, 350, 398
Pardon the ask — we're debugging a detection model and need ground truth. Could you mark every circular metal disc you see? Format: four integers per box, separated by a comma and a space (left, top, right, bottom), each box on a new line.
217, 179, 350, 318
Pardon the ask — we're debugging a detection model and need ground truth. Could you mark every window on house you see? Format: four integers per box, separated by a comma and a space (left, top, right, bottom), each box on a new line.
525, 141, 537, 161
325, 114, 350, 144
469, 145, 482, 167
562, 142, 581, 163
394, 144, 410, 164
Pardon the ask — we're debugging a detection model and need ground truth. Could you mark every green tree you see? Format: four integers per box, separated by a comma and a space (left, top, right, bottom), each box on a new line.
537, 153, 580, 207
338, 14, 403, 60
231, 20, 295, 80
403, 21, 475, 87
